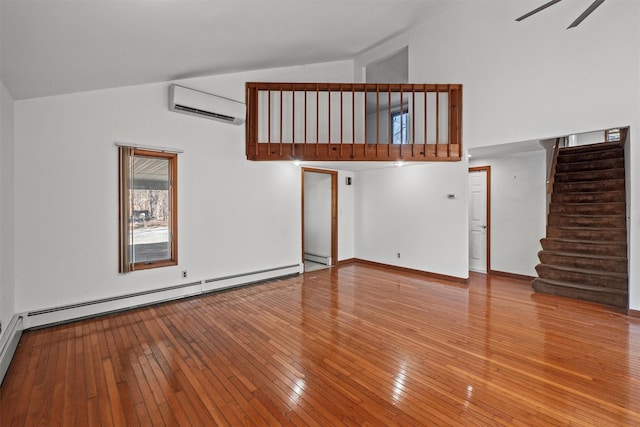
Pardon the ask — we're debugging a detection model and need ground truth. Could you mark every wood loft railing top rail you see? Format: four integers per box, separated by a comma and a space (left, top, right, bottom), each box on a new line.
245, 82, 463, 162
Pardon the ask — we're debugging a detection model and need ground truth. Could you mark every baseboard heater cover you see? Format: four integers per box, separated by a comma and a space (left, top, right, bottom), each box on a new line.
24, 264, 302, 329
0, 315, 24, 385
202, 264, 301, 292
304, 253, 331, 265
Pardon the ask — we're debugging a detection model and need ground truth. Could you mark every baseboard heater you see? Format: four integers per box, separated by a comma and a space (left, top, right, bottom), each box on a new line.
24, 264, 301, 330
304, 253, 331, 265
0, 315, 24, 385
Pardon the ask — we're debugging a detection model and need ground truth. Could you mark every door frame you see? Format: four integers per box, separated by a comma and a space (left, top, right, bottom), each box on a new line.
301, 168, 338, 266
469, 166, 491, 273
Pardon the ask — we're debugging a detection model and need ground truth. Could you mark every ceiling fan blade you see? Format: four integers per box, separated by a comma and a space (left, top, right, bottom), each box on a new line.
516, 0, 562, 22
567, 0, 605, 28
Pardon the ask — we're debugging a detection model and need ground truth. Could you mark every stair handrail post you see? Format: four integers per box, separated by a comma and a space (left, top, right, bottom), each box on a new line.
547, 137, 562, 195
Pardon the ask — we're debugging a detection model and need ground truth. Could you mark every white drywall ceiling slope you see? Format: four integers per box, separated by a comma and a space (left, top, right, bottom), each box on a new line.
1, 0, 458, 99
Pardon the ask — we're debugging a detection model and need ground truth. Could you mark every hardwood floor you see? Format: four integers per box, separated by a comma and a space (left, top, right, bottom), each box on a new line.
2, 263, 640, 426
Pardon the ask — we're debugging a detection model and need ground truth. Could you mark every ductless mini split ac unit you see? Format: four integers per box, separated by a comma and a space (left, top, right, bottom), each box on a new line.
169, 84, 246, 125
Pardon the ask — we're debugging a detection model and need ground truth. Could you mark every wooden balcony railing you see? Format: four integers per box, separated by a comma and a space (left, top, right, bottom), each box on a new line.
245, 82, 462, 162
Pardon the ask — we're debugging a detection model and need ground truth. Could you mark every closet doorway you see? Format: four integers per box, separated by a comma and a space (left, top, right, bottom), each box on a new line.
302, 168, 337, 272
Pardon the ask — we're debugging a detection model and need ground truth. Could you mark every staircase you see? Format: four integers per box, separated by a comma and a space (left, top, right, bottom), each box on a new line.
533, 141, 628, 308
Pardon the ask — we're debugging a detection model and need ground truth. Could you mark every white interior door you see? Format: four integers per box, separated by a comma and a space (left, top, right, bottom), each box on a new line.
469, 170, 488, 273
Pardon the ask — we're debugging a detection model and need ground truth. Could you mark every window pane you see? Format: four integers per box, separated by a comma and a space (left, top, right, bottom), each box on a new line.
119, 147, 177, 273
392, 111, 408, 144
130, 156, 171, 264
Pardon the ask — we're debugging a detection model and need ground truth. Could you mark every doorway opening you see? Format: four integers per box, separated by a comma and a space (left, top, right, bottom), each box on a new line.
469, 166, 491, 273
302, 168, 338, 272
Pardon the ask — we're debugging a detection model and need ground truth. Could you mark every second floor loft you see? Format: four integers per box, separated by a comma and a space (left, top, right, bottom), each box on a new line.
245, 82, 462, 162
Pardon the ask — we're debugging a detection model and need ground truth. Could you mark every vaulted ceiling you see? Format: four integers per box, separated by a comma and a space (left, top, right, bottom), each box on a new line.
0, 0, 460, 100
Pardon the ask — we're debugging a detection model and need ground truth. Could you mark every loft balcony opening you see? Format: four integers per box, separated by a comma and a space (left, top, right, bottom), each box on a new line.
245, 82, 462, 162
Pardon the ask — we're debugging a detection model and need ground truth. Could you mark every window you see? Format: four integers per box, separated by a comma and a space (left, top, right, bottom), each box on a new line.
605, 128, 621, 142
119, 147, 177, 272
391, 110, 409, 144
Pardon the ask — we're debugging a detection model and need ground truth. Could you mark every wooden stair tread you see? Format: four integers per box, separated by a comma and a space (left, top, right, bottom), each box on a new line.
532, 278, 627, 295
550, 204, 625, 210
539, 250, 627, 261
537, 263, 628, 278
552, 192, 625, 199
555, 178, 624, 185
553, 190, 624, 195
542, 237, 626, 246
548, 225, 625, 231
559, 141, 622, 152
548, 213, 625, 218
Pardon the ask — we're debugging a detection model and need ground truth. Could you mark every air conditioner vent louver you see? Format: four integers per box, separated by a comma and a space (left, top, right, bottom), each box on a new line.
173, 104, 238, 123
169, 84, 245, 125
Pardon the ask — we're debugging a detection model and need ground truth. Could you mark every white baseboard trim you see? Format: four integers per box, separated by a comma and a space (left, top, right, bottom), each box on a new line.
0, 315, 24, 385
23, 263, 302, 330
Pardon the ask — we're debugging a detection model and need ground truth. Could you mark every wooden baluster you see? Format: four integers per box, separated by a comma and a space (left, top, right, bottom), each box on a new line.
352, 86, 355, 157
436, 85, 440, 158
399, 86, 403, 158
376, 86, 380, 157
247, 85, 259, 158
424, 85, 428, 157
412, 86, 416, 157
364, 86, 368, 157
447, 85, 451, 158
304, 90, 308, 156
328, 87, 331, 156
316, 84, 319, 156
454, 86, 462, 158
340, 87, 343, 156
387, 87, 391, 157
268, 89, 271, 156
279, 85, 283, 157
292, 88, 295, 157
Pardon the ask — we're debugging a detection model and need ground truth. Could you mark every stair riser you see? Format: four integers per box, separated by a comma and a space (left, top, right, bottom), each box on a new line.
552, 191, 625, 204
554, 169, 625, 183
532, 280, 627, 308
554, 180, 624, 193
556, 158, 624, 173
549, 203, 625, 215
547, 215, 626, 228
540, 239, 627, 257
538, 253, 627, 273
557, 148, 623, 163
535, 265, 627, 290
546, 227, 626, 241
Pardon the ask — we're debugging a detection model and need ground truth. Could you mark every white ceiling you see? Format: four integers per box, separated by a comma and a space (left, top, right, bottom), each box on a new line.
0, 0, 459, 100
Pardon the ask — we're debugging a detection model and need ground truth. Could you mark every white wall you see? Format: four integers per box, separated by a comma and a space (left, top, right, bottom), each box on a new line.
13, 60, 353, 315
355, 162, 468, 279
408, 1, 640, 148
405, 0, 640, 309
304, 171, 332, 259
471, 150, 547, 277
365, 47, 409, 84
354, 0, 640, 308
338, 170, 355, 261
0, 80, 15, 340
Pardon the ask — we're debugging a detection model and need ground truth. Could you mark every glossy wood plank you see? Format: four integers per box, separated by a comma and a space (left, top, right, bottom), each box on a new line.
3, 264, 640, 426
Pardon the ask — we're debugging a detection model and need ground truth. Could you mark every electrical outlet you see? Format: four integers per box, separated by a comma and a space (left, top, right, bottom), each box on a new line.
182, 270, 188, 279
397, 252, 401, 258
